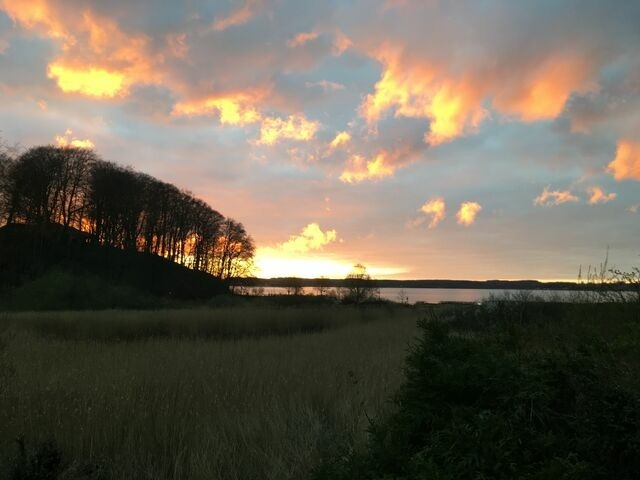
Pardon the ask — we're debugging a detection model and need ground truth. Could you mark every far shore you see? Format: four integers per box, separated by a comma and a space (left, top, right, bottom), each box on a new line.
232, 277, 609, 291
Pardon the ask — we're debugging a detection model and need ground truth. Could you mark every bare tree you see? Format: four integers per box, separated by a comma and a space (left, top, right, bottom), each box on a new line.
340, 263, 379, 304
212, 219, 255, 280
0, 148, 13, 226
0, 139, 256, 280
315, 276, 333, 297
284, 277, 305, 295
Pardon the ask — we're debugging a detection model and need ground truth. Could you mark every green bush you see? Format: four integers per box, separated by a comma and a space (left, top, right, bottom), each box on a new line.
9, 438, 106, 480
0, 323, 12, 395
1, 270, 166, 311
315, 317, 640, 479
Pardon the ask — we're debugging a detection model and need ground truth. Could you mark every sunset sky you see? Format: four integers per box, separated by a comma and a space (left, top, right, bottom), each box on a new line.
1, 0, 639, 280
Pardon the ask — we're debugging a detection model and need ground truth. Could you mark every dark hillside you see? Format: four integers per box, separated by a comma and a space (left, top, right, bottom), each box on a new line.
0, 223, 226, 300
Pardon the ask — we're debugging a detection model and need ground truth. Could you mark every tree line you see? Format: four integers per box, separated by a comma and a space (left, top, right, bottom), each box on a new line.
0, 144, 254, 280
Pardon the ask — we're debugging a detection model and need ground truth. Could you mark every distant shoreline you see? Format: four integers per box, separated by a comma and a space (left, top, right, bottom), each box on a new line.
232, 278, 598, 291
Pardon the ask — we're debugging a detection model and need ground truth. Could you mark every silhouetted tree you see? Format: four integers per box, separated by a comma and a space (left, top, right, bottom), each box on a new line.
1, 146, 95, 227
0, 141, 255, 280
0, 148, 13, 226
284, 277, 305, 295
341, 263, 379, 304
188, 198, 224, 271
88, 161, 149, 250
212, 219, 255, 279
315, 276, 332, 297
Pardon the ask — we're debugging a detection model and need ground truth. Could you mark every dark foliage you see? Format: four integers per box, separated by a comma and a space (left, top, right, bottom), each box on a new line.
315, 316, 640, 479
0, 223, 226, 301
340, 264, 380, 304
0, 145, 254, 284
10, 438, 105, 480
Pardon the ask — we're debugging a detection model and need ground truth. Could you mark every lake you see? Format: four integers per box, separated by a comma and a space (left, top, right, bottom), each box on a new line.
237, 287, 585, 304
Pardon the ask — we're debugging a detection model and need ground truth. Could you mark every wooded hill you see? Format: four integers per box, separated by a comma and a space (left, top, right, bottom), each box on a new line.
0, 144, 252, 298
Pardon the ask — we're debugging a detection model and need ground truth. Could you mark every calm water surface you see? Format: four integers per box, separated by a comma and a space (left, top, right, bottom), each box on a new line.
248, 287, 582, 304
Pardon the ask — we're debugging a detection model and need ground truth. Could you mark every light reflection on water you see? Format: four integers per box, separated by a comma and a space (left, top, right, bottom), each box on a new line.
236, 287, 588, 304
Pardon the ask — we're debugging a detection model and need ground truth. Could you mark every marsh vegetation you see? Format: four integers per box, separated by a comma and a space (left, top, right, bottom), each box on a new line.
1, 298, 639, 479
0, 305, 419, 479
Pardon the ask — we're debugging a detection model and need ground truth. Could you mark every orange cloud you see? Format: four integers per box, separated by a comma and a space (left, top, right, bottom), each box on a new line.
212, 0, 260, 31
76, 11, 159, 83
329, 131, 351, 149
254, 222, 406, 279
278, 223, 337, 253
340, 141, 424, 183
259, 114, 320, 145
47, 62, 126, 98
492, 54, 596, 121
172, 90, 264, 126
1, 0, 71, 44
360, 45, 487, 145
361, 44, 596, 146
587, 186, 616, 205
288, 32, 319, 48
55, 129, 94, 149
608, 140, 640, 181
456, 201, 482, 226
419, 197, 446, 228
340, 152, 395, 183
333, 32, 353, 55
253, 223, 340, 277
5, 3, 160, 97
533, 187, 579, 206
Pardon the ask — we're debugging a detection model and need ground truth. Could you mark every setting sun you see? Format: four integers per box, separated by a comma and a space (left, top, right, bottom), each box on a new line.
254, 248, 406, 279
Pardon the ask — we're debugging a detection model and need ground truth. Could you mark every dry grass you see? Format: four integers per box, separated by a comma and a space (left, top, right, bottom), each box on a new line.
0, 305, 421, 479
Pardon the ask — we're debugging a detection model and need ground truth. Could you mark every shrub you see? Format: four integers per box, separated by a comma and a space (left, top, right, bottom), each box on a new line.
1, 270, 165, 311
315, 317, 640, 479
9, 438, 105, 480
0, 322, 13, 395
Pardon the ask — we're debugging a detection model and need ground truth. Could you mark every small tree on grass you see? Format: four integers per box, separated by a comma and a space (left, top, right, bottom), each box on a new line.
284, 277, 304, 295
340, 264, 379, 304
315, 276, 332, 297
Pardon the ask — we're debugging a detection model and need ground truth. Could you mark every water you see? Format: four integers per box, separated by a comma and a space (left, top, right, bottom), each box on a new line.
377, 288, 583, 304
237, 287, 583, 304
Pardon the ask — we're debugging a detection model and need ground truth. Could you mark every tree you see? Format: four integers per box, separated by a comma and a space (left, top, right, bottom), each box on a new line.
0, 149, 13, 226
53, 147, 96, 229
284, 277, 305, 295
1, 146, 96, 228
211, 219, 255, 280
315, 276, 333, 297
341, 263, 379, 304
0, 139, 256, 281
88, 160, 145, 249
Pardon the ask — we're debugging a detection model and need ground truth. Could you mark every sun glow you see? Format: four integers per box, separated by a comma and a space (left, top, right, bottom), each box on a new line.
255, 251, 353, 278
259, 114, 319, 145
172, 92, 264, 125
55, 129, 95, 149
254, 249, 406, 279
47, 62, 125, 98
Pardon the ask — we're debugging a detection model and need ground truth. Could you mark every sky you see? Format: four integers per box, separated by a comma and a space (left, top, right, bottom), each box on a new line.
0, 0, 639, 281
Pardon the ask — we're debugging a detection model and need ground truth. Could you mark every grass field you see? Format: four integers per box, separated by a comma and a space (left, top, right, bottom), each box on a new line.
0, 305, 422, 479
2, 300, 639, 479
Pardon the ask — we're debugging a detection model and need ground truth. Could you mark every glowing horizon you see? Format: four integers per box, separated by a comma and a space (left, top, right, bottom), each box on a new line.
1, 1, 639, 280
